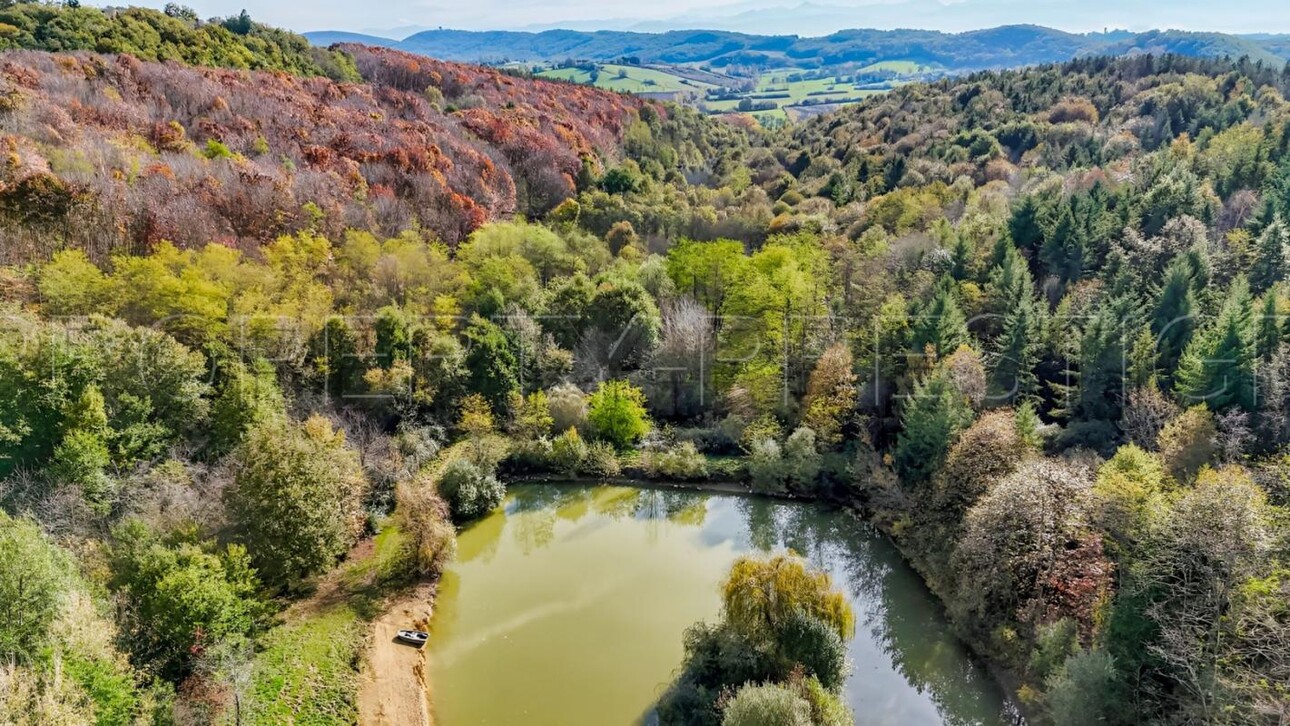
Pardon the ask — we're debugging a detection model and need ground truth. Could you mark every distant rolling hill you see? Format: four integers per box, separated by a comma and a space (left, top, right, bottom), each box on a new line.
305, 25, 1290, 71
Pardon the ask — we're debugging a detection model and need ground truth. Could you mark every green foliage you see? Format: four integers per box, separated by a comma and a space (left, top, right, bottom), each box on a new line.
1027, 618, 1079, 682
464, 316, 520, 411
644, 441, 710, 480
721, 683, 812, 726
0, 513, 71, 661
1157, 405, 1218, 482
895, 368, 974, 483
587, 379, 651, 449
1044, 649, 1121, 726
247, 604, 365, 725
910, 278, 970, 359
1175, 278, 1257, 412
211, 358, 286, 455
1094, 444, 1167, 546
515, 390, 555, 439
225, 417, 369, 590
801, 343, 857, 449
394, 484, 457, 577
36, 249, 115, 317
202, 138, 233, 160
437, 457, 505, 523
778, 610, 848, 691
108, 521, 264, 679
0, 3, 359, 80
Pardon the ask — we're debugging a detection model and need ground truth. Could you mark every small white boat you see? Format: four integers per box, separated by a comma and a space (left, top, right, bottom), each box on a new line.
396, 629, 429, 647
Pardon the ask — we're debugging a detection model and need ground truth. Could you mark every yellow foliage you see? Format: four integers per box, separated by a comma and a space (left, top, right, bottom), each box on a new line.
721, 553, 854, 642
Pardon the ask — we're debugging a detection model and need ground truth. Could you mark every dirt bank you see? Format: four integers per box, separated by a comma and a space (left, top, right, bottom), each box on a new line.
358, 582, 437, 726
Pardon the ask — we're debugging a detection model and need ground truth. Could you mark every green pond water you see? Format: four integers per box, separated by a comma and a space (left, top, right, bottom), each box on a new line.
427, 484, 1016, 725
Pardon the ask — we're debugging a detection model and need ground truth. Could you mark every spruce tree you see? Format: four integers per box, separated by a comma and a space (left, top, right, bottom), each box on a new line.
1041, 204, 1087, 282
910, 277, 970, 361
1175, 278, 1257, 411
1009, 194, 1048, 256
1250, 216, 1289, 292
1256, 292, 1282, 362
990, 255, 1044, 403
895, 367, 974, 485
1075, 296, 1139, 422
1153, 256, 1198, 381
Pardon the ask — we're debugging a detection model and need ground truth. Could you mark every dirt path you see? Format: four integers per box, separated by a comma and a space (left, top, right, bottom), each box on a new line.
358, 582, 437, 726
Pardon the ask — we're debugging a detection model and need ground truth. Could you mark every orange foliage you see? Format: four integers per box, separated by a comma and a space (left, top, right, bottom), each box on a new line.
0, 45, 647, 259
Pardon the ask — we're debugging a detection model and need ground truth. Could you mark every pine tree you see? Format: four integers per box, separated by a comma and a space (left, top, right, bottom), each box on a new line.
990, 255, 1045, 403
1153, 256, 1198, 381
910, 277, 970, 361
950, 234, 974, 281
1009, 194, 1048, 256
1176, 278, 1257, 412
1075, 296, 1139, 422
894, 367, 973, 485
1041, 204, 1087, 282
1256, 292, 1282, 362
1250, 216, 1289, 292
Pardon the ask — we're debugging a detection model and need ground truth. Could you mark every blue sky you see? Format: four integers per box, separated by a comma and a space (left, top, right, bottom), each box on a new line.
122, 0, 1290, 37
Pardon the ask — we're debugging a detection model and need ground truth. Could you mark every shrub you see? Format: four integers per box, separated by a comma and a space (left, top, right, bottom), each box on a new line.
721, 683, 812, 726
224, 416, 369, 590
582, 441, 622, 478
1045, 649, 1119, 726
1093, 444, 1167, 546
395, 481, 457, 576
932, 409, 1027, 522
778, 611, 848, 690
547, 383, 589, 434
782, 427, 822, 490
1028, 618, 1080, 682
587, 379, 651, 449
437, 458, 505, 523
202, 139, 233, 160
1157, 405, 1217, 482
644, 441, 709, 480
107, 521, 263, 680
0, 513, 72, 661
502, 437, 555, 474
515, 390, 554, 439
793, 675, 851, 726
550, 428, 589, 476
748, 437, 787, 492
210, 359, 286, 455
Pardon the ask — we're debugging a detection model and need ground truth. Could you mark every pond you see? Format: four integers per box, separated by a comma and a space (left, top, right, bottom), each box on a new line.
427, 484, 1017, 725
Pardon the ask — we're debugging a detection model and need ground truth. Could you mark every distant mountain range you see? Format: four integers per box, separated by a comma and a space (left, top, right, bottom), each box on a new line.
305, 25, 1290, 71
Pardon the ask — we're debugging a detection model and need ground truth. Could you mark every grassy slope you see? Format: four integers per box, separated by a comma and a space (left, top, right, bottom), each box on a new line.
247, 524, 412, 725
539, 64, 717, 93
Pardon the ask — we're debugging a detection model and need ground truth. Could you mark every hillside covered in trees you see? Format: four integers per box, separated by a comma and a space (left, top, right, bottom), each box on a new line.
305, 25, 1290, 70
1, 7, 1289, 724
0, 41, 650, 260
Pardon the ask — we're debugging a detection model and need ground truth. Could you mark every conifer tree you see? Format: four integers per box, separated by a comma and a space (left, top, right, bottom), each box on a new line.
1256, 292, 1282, 362
1251, 216, 1290, 293
1153, 256, 1198, 381
1041, 204, 1087, 282
1009, 194, 1048, 256
1176, 278, 1257, 411
895, 367, 974, 484
911, 277, 970, 361
990, 253, 1045, 403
